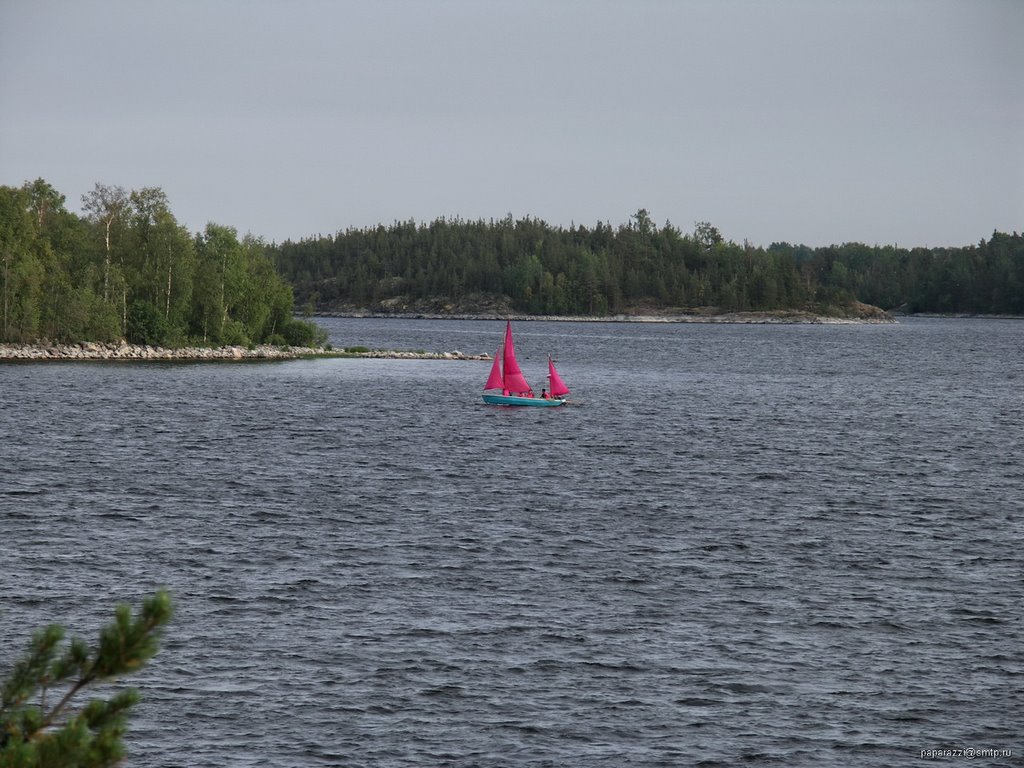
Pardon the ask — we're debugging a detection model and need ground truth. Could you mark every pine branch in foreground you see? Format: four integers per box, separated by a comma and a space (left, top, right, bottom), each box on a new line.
0, 590, 172, 768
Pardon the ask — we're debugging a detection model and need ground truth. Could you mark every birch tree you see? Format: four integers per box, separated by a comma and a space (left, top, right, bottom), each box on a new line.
81, 183, 127, 302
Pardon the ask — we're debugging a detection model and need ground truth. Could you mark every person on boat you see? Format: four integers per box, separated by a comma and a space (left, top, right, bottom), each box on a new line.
502, 388, 510, 396
526, 390, 535, 398
541, 389, 550, 399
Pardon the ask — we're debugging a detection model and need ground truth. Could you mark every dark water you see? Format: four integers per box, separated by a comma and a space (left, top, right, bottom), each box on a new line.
1, 317, 1021, 767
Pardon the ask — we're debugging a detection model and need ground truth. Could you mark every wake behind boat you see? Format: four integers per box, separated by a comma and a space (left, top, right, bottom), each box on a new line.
483, 321, 570, 407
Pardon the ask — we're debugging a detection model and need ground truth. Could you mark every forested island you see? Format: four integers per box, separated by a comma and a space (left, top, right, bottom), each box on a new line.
0, 179, 324, 347
271, 211, 1023, 319
3, 179, 1022, 351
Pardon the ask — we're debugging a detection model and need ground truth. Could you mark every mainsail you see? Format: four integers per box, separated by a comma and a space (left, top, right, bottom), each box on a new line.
499, 320, 530, 393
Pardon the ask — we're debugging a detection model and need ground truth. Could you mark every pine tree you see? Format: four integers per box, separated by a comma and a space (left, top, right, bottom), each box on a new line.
1, 591, 172, 767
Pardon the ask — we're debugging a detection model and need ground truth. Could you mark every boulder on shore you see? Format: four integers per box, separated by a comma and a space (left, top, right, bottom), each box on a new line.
0, 342, 491, 362
0, 342, 321, 361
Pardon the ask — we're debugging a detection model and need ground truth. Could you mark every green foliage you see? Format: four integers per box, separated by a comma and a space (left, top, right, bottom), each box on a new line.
280, 317, 327, 347
4, 179, 1021, 329
0, 180, 320, 346
0, 591, 172, 768
271, 216, 1024, 316
125, 300, 167, 345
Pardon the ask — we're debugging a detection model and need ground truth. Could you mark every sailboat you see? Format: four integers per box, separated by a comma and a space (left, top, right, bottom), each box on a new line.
482, 320, 570, 407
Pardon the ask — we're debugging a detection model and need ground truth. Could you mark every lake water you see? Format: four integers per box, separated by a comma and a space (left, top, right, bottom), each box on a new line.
1, 317, 1021, 767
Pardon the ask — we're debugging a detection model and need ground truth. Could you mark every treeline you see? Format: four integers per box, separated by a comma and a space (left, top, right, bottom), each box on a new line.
771, 234, 1024, 314
0, 179, 324, 346
5, 183, 1019, 343
271, 210, 1024, 316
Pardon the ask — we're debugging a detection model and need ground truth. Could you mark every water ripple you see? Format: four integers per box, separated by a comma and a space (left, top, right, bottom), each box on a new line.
1, 318, 1021, 767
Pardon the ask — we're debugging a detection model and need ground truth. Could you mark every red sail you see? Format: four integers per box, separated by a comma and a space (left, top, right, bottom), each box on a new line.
501, 321, 531, 394
484, 347, 504, 390
548, 356, 570, 397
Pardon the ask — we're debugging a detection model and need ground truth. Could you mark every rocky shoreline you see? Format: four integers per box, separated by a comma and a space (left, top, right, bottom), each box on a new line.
0, 305, 899, 362
313, 297, 896, 324
318, 309, 897, 325
0, 342, 489, 363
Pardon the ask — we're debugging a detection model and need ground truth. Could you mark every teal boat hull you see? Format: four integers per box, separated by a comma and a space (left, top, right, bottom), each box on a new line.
482, 394, 567, 407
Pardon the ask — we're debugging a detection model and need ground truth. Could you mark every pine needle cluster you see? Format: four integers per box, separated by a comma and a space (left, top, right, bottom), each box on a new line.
0, 591, 172, 768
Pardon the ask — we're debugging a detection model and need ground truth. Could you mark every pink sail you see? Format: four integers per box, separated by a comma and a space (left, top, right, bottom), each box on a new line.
501, 321, 531, 393
482, 321, 571, 405
547, 356, 570, 397
484, 347, 504, 390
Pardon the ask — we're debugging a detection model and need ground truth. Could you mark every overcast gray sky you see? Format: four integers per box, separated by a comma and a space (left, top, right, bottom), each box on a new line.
2, 0, 1021, 247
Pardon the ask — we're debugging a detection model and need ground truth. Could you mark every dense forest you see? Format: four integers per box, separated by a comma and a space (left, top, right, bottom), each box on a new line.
3, 180, 1021, 347
271, 211, 1024, 317
0, 179, 324, 346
